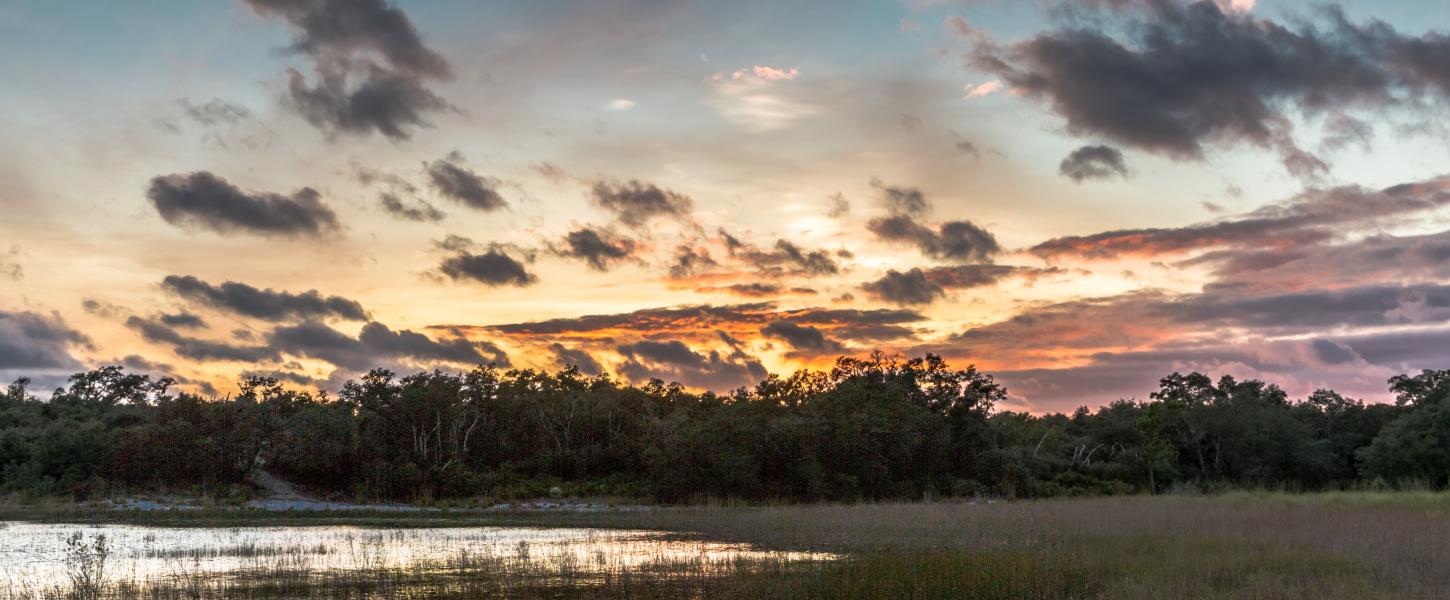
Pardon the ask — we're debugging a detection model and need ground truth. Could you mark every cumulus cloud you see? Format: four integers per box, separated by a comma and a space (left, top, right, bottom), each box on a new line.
668, 244, 719, 278
127, 316, 280, 363
244, 0, 453, 140
163, 275, 369, 322
590, 180, 694, 227
616, 338, 767, 391
973, 1, 1450, 177
269, 321, 508, 372
720, 232, 843, 277
550, 343, 604, 376
437, 242, 538, 287
147, 171, 339, 239
0, 311, 91, 371
867, 214, 1001, 263
379, 192, 445, 222
1059, 145, 1129, 182
862, 265, 1058, 306
872, 178, 930, 216
426, 156, 507, 211
761, 320, 847, 357
158, 312, 207, 329
552, 226, 637, 271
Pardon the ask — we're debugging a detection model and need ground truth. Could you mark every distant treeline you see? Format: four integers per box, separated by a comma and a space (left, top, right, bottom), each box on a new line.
2, 354, 1447, 503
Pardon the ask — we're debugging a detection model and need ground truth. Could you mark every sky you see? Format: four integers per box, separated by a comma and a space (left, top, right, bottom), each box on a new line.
4, 0, 1450, 412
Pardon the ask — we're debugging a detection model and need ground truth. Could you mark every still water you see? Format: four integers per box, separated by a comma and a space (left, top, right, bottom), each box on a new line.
0, 522, 823, 591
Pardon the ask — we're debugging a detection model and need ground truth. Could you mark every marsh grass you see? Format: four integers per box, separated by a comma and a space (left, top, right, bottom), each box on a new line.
7, 492, 1450, 598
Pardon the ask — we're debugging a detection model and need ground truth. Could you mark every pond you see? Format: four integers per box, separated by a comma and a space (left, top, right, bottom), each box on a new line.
0, 521, 828, 594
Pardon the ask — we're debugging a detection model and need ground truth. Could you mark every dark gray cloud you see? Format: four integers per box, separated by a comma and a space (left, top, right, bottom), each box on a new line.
862, 269, 944, 306
590, 180, 694, 227
552, 227, 637, 271
668, 244, 718, 278
729, 237, 843, 277
426, 157, 507, 211
379, 192, 445, 222
616, 338, 767, 391
761, 320, 847, 357
147, 171, 339, 238
1031, 176, 1450, 260
696, 283, 817, 298
0, 311, 90, 370
245, 0, 453, 140
871, 178, 930, 216
438, 246, 538, 287
973, 2, 1450, 177
159, 312, 207, 329
127, 316, 280, 363
867, 214, 1001, 263
550, 343, 604, 376
1059, 145, 1129, 182
863, 265, 1061, 306
163, 275, 369, 322
483, 302, 926, 342
268, 320, 508, 372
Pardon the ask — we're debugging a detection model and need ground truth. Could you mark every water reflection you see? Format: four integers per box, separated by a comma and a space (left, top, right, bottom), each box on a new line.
0, 522, 827, 591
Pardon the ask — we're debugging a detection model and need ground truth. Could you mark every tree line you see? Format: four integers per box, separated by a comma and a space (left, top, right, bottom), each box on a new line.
2, 354, 1447, 503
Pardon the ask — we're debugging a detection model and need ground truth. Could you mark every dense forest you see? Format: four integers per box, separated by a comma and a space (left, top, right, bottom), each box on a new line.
1, 354, 1447, 503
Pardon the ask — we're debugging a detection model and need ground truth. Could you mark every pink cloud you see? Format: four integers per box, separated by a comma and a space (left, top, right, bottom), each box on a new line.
751, 66, 799, 81
964, 80, 1002, 98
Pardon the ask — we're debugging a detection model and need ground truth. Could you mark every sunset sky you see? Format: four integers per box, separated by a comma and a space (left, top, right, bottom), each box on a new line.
4, 0, 1450, 412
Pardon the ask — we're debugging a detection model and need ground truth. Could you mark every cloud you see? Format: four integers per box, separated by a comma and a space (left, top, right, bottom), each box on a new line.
750, 66, 799, 80
862, 269, 943, 306
616, 338, 767, 390
480, 302, 925, 344
438, 245, 538, 287
862, 265, 1059, 306
1031, 175, 1450, 261
867, 214, 1001, 263
695, 283, 817, 298
963, 80, 1002, 98
606, 98, 636, 110
147, 171, 339, 239
426, 156, 507, 211
872, 178, 930, 216
729, 238, 843, 277
972, 2, 1450, 177
668, 244, 719, 278
244, 0, 453, 140
761, 320, 847, 357
269, 320, 508, 372
162, 275, 369, 322
379, 192, 445, 222
127, 316, 280, 363
590, 180, 694, 228
709, 72, 819, 132
0, 246, 20, 281
158, 312, 207, 329
1059, 144, 1129, 182
550, 343, 604, 376
0, 311, 90, 370
552, 226, 638, 271
827, 193, 850, 219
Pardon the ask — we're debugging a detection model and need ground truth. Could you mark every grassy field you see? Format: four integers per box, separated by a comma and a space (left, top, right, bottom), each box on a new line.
5, 492, 1450, 598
